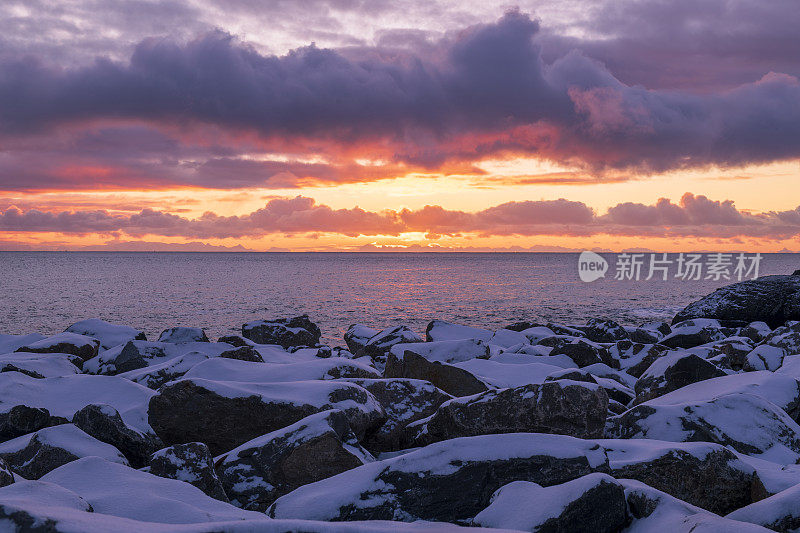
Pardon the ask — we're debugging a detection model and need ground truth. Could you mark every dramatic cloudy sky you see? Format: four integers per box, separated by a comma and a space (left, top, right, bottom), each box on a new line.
1, 0, 798, 251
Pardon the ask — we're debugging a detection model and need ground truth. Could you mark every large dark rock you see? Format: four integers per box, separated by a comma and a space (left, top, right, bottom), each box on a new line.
146, 442, 228, 502
242, 315, 321, 348
268, 433, 610, 523
219, 346, 263, 363
472, 474, 628, 533
674, 274, 800, 328
579, 318, 629, 343
384, 350, 489, 397
0, 457, 12, 487
412, 381, 608, 446
148, 378, 384, 455
216, 410, 372, 511
550, 338, 618, 369
0, 424, 128, 479
342, 378, 452, 452
15, 333, 100, 362
603, 439, 766, 515
0, 405, 65, 442
633, 352, 726, 404
72, 404, 163, 469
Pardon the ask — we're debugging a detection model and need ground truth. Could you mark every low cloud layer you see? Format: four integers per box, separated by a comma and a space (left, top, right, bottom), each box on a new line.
1, 10, 800, 192
2, 193, 798, 241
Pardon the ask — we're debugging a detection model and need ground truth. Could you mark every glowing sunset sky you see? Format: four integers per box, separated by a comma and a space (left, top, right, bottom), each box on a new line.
1, 0, 799, 251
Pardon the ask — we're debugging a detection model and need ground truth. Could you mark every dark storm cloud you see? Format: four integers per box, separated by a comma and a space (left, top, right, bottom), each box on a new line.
0, 8, 799, 189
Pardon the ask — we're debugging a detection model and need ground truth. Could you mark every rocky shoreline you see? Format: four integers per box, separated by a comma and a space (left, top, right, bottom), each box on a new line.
1, 273, 800, 531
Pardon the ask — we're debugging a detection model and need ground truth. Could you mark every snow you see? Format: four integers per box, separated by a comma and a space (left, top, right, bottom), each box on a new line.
17, 332, 98, 351
726, 482, 800, 529
0, 372, 156, 433
642, 371, 800, 414
520, 326, 556, 343
41, 457, 264, 524
66, 318, 144, 349
84, 340, 234, 374
390, 339, 489, 364
746, 345, 786, 371
117, 351, 211, 388
488, 350, 571, 366
731, 450, 800, 494
171, 377, 382, 414
0, 333, 46, 354
183, 357, 379, 383
269, 433, 608, 521
425, 320, 492, 342
488, 329, 530, 348
158, 327, 208, 344
597, 438, 748, 467
0, 351, 81, 377
0, 424, 128, 465
452, 359, 566, 388
472, 474, 619, 530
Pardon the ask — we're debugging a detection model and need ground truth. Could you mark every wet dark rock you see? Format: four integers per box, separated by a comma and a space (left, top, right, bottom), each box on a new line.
219, 346, 263, 363
72, 404, 163, 469
146, 442, 228, 502
242, 315, 321, 348
412, 381, 609, 446
383, 350, 489, 397
148, 379, 384, 455
216, 410, 372, 511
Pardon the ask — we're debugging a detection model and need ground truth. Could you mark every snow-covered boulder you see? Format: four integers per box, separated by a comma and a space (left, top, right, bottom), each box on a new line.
146, 442, 228, 502
673, 273, 800, 328
216, 410, 373, 511
0, 373, 155, 435
15, 332, 100, 361
745, 344, 787, 371
268, 433, 609, 522
0, 333, 45, 354
488, 328, 530, 348
242, 315, 321, 348
84, 339, 233, 375
65, 318, 146, 349
183, 357, 380, 384
40, 457, 263, 524
550, 338, 617, 368
601, 439, 764, 514
0, 424, 128, 479
358, 325, 423, 369
727, 482, 800, 531
157, 327, 209, 344
390, 338, 490, 365
340, 378, 452, 452
72, 403, 162, 468
547, 369, 635, 405
0, 404, 65, 442
740, 321, 773, 343
471, 474, 627, 532
384, 349, 489, 397
411, 381, 608, 446
659, 321, 728, 349
148, 378, 384, 454
608, 340, 671, 377
759, 323, 800, 354
607, 392, 800, 463
579, 318, 629, 343
0, 456, 13, 487
344, 324, 379, 353
425, 320, 492, 342
116, 351, 211, 389
0, 352, 81, 378
633, 352, 726, 404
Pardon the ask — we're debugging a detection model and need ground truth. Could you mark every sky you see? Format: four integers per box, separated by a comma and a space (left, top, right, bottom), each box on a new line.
0, 0, 799, 252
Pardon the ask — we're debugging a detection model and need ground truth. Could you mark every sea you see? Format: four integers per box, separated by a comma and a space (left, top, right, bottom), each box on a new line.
1, 252, 798, 345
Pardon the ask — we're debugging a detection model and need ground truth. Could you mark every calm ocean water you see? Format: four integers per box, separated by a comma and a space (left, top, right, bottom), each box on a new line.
1, 252, 798, 345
